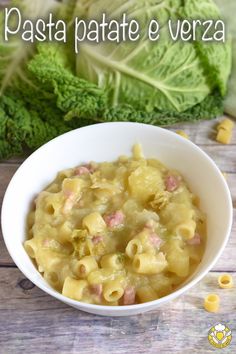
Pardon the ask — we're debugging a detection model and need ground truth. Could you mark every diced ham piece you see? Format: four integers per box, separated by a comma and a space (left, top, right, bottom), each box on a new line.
187, 233, 201, 245
165, 175, 180, 192
75, 164, 96, 176
149, 233, 162, 248
122, 286, 136, 305
75, 166, 90, 176
90, 284, 103, 297
92, 235, 103, 245
104, 211, 125, 228
42, 239, 50, 247
85, 163, 96, 173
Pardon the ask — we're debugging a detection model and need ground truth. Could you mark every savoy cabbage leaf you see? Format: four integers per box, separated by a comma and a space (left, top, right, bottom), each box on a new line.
0, 0, 231, 160
0, 0, 60, 94
76, 0, 231, 113
183, 0, 232, 96
28, 44, 107, 120
214, 0, 236, 117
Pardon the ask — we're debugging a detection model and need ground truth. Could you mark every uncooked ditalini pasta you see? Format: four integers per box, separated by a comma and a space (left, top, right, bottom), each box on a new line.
204, 294, 220, 313
217, 118, 234, 132
25, 144, 206, 306
216, 118, 234, 144
216, 129, 232, 145
176, 130, 189, 139
218, 274, 233, 289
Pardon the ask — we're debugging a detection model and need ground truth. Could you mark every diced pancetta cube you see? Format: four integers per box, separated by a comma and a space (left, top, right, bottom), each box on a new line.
90, 284, 103, 297
122, 286, 136, 305
92, 235, 103, 245
104, 211, 125, 228
42, 239, 50, 247
75, 166, 90, 176
165, 175, 180, 192
149, 233, 162, 248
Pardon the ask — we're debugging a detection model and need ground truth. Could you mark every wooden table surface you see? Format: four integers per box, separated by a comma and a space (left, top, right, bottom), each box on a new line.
0, 118, 235, 354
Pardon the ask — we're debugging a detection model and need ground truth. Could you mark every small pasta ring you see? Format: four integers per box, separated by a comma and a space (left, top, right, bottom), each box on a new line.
218, 274, 233, 289
204, 294, 220, 313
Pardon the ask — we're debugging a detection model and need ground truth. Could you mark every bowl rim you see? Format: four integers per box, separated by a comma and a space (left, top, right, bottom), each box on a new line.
1, 122, 233, 312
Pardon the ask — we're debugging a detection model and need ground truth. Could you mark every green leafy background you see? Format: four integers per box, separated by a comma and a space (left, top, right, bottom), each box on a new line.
0, 0, 232, 159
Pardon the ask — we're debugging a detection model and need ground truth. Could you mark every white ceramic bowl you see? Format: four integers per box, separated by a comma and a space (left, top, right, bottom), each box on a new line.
1, 122, 233, 316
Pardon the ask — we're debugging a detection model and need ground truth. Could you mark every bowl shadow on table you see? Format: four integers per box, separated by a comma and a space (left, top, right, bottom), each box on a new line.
184, 295, 203, 309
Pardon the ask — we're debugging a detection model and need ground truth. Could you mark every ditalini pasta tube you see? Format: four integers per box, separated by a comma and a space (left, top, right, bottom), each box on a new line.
82, 212, 106, 234
217, 118, 234, 131
100, 253, 123, 270
71, 256, 98, 278
216, 129, 232, 145
103, 280, 124, 302
132, 252, 167, 274
204, 294, 220, 313
125, 238, 143, 259
24, 239, 38, 258
218, 274, 234, 289
62, 277, 88, 301
175, 220, 196, 240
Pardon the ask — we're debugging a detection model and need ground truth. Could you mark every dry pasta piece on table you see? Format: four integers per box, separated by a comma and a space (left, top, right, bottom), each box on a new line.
204, 294, 220, 313
218, 274, 233, 289
176, 130, 189, 139
217, 118, 234, 131
216, 129, 232, 145
216, 117, 234, 145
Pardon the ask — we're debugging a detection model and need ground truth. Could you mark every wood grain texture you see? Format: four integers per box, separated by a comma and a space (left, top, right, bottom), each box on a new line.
0, 268, 235, 354
168, 116, 236, 146
0, 117, 235, 354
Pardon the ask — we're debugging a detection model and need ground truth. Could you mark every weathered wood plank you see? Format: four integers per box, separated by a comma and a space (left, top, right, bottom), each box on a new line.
167, 116, 236, 145
0, 164, 20, 265
0, 267, 235, 354
0, 164, 20, 203
214, 209, 236, 272
201, 145, 236, 173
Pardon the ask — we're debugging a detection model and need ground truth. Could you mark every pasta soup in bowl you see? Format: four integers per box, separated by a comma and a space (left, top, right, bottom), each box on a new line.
1, 123, 233, 316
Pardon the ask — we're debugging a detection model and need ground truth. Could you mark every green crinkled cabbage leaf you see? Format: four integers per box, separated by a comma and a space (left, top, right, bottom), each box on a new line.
214, 0, 236, 117
76, 0, 231, 112
0, 0, 61, 93
0, 0, 232, 160
28, 44, 107, 120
